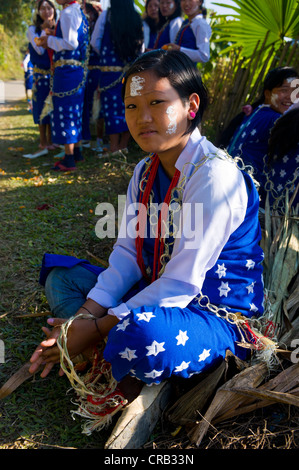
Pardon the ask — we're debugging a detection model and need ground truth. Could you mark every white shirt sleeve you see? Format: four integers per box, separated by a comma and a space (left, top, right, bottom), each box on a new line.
47, 5, 82, 52
143, 21, 150, 49
27, 25, 47, 55
86, 160, 145, 308
180, 17, 211, 63
90, 10, 107, 55
169, 16, 183, 43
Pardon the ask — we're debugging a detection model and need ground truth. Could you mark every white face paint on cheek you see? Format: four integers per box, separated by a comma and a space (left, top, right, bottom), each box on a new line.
271, 93, 279, 107
130, 76, 145, 96
166, 105, 178, 134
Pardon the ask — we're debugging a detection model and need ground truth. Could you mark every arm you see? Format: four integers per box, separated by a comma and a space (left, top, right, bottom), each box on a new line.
108, 155, 248, 320
169, 17, 183, 43
180, 18, 211, 63
90, 9, 107, 55
29, 160, 145, 376
47, 7, 82, 52
27, 26, 46, 55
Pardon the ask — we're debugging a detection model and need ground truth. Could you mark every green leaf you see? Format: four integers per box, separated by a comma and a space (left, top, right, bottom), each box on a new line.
212, 0, 299, 57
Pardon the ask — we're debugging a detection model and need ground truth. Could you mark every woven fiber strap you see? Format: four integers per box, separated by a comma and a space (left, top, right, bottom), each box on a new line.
33, 66, 51, 75
53, 59, 84, 69
99, 65, 124, 72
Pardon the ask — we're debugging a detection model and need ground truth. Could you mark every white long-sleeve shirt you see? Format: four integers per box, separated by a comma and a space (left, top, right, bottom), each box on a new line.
47, 3, 83, 52
168, 16, 184, 43
179, 15, 211, 63
87, 128, 248, 320
90, 9, 107, 55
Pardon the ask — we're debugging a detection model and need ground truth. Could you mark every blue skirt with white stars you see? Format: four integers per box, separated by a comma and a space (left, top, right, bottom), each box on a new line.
51, 66, 85, 145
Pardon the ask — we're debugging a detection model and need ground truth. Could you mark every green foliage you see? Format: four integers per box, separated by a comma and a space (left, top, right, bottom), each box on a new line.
0, 27, 24, 79
134, 0, 146, 14
0, 0, 33, 34
213, 0, 299, 57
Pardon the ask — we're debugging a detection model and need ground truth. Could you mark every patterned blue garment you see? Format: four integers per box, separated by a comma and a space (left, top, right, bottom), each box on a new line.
40, 161, 264, 386
259, 143, 299, 213
28, 37, 51, 125
174, 19, 196, 51
103, 163, 264, 384
227, 105, 280, 178
50, 12, 89, 145
82, 46, 101, 141
24, 56, 34, 91
97, 16, 128, 135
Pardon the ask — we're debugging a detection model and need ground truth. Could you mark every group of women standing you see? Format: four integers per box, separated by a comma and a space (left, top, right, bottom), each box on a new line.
26, 0, 211, 168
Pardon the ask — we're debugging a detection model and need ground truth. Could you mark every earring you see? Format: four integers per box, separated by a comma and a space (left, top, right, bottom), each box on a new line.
190, 111, 196, 119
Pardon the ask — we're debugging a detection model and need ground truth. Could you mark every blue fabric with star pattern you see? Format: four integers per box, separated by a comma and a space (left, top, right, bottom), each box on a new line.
97, 15, 128, 135
259, 143, 299, 213
227, 105, 280, 177
103, 165, 264, 384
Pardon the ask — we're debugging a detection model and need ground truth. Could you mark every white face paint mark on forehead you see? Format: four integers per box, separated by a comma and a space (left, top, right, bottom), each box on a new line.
166, 105, 178, 135
130, 76, 145, 96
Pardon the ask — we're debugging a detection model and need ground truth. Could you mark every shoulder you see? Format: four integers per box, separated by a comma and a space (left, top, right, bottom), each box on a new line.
170, 16, 183, 27
197, 142, 245, 193
250, 106, 280, 128
191, 16, 211, 33
27, 25, 37, 35
62, 4, 82, 20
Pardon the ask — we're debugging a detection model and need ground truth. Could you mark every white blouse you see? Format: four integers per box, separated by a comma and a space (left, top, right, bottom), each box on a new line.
87, 128, 248, 320
47, 3, 83, 52
179, 15, 212, 63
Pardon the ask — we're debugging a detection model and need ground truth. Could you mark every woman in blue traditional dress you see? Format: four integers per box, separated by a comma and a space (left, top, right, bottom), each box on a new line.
27, 0, 57, 152
81, 1, 103, 145
23, 50, 34, 111
225, 66, 298, 180
90, 0, 143, 153
260, 105, 299, 215
29, 51, 266, 422
142, 0, 161, 50
162, 0, 211, 64
153, 0, 183, 50
38, 0, 89, 171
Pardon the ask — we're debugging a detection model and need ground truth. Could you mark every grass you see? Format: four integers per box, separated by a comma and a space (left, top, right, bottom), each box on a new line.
0, 98, 142, 449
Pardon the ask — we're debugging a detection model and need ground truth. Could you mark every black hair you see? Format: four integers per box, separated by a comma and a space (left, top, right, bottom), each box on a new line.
34, 0, 57, 34
254, 66, 299, 107
109, 0, 144, 63
166, 0, 182, 21
85, 3, 101, 32
144, 0, 164, 34
122, 49, 208, 133
268, 107, 299, 164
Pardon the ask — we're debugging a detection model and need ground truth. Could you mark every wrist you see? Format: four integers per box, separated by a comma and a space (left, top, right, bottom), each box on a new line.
93, 318, 103, 339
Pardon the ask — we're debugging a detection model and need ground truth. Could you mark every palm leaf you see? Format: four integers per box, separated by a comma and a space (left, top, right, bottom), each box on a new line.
212, 0, 299, 57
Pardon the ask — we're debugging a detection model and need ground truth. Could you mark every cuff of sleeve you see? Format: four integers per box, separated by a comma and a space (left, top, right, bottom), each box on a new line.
107, 302, 130, 321
86, 287, 119, 309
